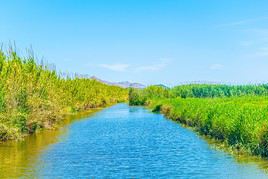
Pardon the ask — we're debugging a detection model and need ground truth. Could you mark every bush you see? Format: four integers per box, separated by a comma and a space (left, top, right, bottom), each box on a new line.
11, 114, 27, 132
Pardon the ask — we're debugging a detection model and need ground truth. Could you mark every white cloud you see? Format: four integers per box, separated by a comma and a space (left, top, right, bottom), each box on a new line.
99, 63, 129, 72
135, 59, 170, 72
209, 64, 224, 70
239, 41, 253, 47
216, 16, 268, 28
246, 28, 268, 39
98, 58, 171, 73
255, 47, 268, 57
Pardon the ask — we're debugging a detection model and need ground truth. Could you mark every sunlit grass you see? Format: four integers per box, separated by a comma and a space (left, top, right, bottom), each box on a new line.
0, 48, 128, 141
129, 86, 268, 158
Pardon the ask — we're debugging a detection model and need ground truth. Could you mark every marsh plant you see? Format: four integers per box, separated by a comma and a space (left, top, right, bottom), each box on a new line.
129, 85, 268, 158
0, 49, 128, 141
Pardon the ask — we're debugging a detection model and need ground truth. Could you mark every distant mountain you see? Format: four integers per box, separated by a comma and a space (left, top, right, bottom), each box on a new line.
90, 76, 145, 89
116, 81, 146, 89
153, 84, 170, 89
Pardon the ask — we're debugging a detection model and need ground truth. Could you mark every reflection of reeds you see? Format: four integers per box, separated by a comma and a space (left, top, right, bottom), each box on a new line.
0, 108, 100, 178
0, 46, 128, 141
0, 128, 62, 178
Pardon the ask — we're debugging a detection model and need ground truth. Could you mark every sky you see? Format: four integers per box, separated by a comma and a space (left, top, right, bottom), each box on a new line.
1, 0, 268, 86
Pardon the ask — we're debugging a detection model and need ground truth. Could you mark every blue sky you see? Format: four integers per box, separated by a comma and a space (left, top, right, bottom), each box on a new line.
1, 0, 268, 86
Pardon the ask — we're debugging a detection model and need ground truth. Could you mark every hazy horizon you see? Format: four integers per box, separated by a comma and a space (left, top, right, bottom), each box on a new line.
1, 0, 268, 86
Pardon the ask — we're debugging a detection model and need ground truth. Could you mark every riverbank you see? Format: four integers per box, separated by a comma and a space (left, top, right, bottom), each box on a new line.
128, 85, 268, 159
2, 104, 267, 178
0, 49, 128, 141
0, 106, 102, 178
144, 97, 268, 158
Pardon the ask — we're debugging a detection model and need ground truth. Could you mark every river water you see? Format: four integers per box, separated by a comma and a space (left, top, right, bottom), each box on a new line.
1, 104, 268, 178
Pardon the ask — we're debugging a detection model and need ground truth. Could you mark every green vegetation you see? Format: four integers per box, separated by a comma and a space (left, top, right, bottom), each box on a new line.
170, 84, 268, 98
3, 45, 268, 159
129, 85, 268, 158
0, 49, 128, 141
129, 85, 170, 105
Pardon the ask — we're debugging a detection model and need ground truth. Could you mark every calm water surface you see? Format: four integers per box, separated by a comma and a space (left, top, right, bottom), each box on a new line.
1, 104, 268, 178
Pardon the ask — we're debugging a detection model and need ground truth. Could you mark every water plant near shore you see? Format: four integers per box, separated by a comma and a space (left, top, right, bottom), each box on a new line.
129, 86, 268, 158
0, 49, 128, 141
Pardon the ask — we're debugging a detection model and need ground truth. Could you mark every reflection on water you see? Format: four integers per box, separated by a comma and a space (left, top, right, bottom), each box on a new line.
205, 137, 268, 172
0, 109, 100, 178
1, 104, 268, 178
0, 129, 63, 178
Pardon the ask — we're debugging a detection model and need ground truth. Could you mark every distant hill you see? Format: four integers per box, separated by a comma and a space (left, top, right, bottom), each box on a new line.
90, 76, 145, 89
152, 84, 170, 89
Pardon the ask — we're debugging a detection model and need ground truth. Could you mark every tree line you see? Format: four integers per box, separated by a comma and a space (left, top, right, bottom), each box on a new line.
129, 84, 268, 105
